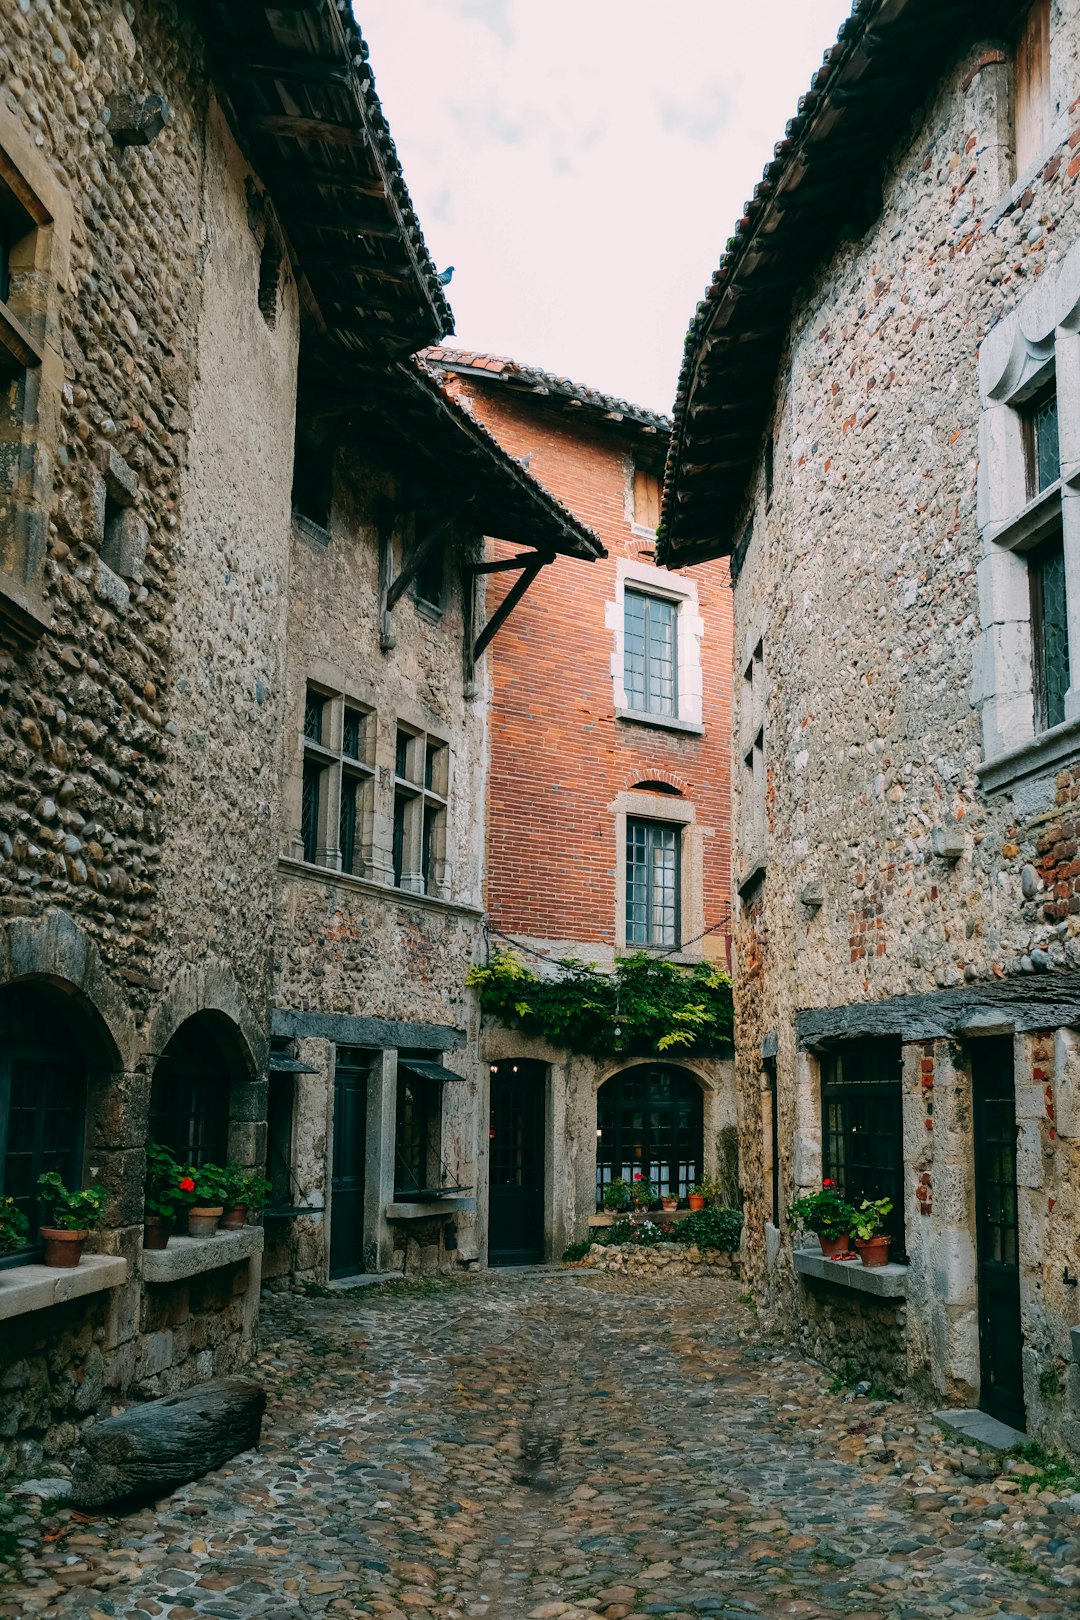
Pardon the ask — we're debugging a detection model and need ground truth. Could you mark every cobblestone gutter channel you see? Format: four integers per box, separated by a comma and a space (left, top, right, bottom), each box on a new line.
2, 1272, 1079, 1619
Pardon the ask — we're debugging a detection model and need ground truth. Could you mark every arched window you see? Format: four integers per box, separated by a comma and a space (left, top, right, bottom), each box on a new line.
596, 1065, 703, 1207
149, 1015, 234, 1168
0, 984, 87, 1253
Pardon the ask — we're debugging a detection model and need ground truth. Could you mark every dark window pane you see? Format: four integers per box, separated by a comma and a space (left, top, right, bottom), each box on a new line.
821, 1039, 905, 1255
624, 591, 677, 717
303, 689, 326, 744
393, 792, 408, 886
396, 730, 412, 780
595, 1066, 704, 1207
0, 988, 86, 1249
395, 1076, 433, 1195
626, 819, 680, 947
1031, 531, 1070, 731
422, 804, 440, 892
1035, 391, 1059, 492
342, 707, 363, 760
149, 1020, 230, 1170
301, 761, 323, 863
340, 776, 358, 875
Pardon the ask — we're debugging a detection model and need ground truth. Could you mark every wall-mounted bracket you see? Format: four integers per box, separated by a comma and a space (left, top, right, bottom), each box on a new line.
378, 498, 472, 652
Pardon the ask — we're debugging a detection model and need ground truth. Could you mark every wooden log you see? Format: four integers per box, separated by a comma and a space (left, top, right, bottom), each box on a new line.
70, 1379, 266, 1507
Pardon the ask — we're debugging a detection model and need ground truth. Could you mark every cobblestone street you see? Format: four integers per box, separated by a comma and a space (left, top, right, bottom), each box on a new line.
4, 1271, 1080, 1620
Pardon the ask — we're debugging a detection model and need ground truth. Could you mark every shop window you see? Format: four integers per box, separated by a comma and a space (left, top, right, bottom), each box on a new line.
0, 985, 86, 1257
596, 1065, 703, 1206
625, 818, 680, 948
393, 727, 448, 897
820, 1039, 905, 1256
149, 1016, 232, 1168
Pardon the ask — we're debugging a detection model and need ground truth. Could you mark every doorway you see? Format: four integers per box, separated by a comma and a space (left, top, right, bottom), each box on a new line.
972, 1036, 1026, 1430
329, 1047, 369, 1279
488, 1061, 545, 1265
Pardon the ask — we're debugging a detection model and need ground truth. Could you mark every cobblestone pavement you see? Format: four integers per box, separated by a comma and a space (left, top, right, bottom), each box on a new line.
3, 1270, 1080, 1620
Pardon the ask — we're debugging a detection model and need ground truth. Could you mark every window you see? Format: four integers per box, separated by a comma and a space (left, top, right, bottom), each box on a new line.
0, 986, 86, 1258
624, 589, 677, 718
393, 727, 448, 896
632, 466, 662, 533
1023, 383, 1059, 497
395, 1069, 438, 1197
740, 640, 766, 887
292, 429, 332, 537
821, 1039, 905, 1257
764, 1057, 779, 1227
1030, 530, 1070, 731
411, 528, 445, 612
1014, 0, 1051, 176
596, 1066, 703, 1206
626, 819, 680, 948
297, 684, 375, 875
149, 1017, 231, 1170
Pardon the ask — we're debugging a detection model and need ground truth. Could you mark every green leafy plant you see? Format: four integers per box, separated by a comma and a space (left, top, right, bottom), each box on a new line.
590, 1217, 666, 1249
176, 1162, 227, 1206
562, 1239, 593, 1262
1004, 1440, 1080, 1494
36, 1172, 106, 1232
466, 948, 733, 1057
630, 1174, 657, 1207
669, 1206, 743, 1252
849, 1198, 893, 1242
144, 1141, 186, 1221
787, 1183, 856, 1239
603, 1177, 632, 1213
0, 1195, 28, 1256
220, 1166, 272, 1210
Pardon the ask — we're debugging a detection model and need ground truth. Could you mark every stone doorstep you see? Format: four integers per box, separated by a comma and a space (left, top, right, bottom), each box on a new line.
140, 1225, 263, 1284
324, 1271, 404, 1292
934, 1407, 1027, 1449
792, 1246, 908, 1298
0, 1253, 128, 1322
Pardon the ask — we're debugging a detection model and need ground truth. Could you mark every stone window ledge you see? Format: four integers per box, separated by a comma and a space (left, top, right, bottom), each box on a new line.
278, 857, 483, 920
985, 479, 1062, 552
613, 707, 705, 737
977, 713, 1080, 795
793, 1246, 907, 1299
141, 1225, 263, 1284
0, 1254, 127, 1323
386, 1197, 476, 1220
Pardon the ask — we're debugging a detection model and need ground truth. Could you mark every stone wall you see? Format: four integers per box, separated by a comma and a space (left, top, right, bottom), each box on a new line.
575, 1242, 741, 1281
794, 1283, 909, 1392
729, 6, 1080, 1452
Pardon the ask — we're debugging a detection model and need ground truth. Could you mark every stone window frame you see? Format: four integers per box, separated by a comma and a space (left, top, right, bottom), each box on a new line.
293, 678, 377, 877
607, 557, 704, 734
976, 234, 1080, 793
392, 724, 450, 900
609, 787, 706, 958
0, 102, 71, 643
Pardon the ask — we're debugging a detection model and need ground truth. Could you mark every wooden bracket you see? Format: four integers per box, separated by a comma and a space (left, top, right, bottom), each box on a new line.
473, 551, 552, 662
379, 500, 472, 651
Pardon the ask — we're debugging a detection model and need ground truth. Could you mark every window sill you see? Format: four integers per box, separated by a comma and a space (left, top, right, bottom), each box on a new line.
279, 856, 482, 918
793, 1245, 907, 1299
0, 1254, 127, 1323
141, 1225, 263, 1284
0, 566, 50, 646
977, 712, 1080, 794
0, 297, 43, 372
985, 479, 1061, 552
386, 1196, 476, 1219
293, 512, 331, 547
614, 707, 704, 737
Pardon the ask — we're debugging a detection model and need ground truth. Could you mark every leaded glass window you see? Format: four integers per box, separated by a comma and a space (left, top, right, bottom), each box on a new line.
1031, 530, 1070, 732
626, 819, 680, 948
339, 775, 359, 875
149, 1017, 231, 1170
1025, 385, 1060, 495
301, 760, 323, 863
595, 1066, 703, 1206
0, 987, 86, 1256
624, 590, 677, 718
303, 688, 326, 744
821, 1039, 905, 1256
395, 1073, 436, 1196
342, 707, 364, 760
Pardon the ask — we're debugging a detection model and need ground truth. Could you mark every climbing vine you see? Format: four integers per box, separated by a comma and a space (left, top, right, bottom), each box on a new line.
466, 948, 733, 1058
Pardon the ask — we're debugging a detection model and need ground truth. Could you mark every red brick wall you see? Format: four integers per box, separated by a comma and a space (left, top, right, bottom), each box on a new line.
450, 378, 732, 960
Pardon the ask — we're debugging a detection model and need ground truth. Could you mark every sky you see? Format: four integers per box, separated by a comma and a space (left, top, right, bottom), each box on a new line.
358, 0, 853, 415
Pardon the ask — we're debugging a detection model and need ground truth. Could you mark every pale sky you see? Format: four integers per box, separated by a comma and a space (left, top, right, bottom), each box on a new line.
358, 1, 853, 414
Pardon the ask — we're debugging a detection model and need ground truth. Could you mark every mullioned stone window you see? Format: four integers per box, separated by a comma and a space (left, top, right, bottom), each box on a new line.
297, 683, 377, 876
976, 234, 1080, 791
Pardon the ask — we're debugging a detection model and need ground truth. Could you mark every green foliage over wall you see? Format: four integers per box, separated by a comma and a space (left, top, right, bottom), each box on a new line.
467, 948, 733, 1057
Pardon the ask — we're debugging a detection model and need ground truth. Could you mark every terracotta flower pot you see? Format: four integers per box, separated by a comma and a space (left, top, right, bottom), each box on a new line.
818, 1232, 850, 1259
143, 1215, 171, 1250
660, 1197, 679, 1212
855, 1235, 891, 1268
688, 1194, 706, 1211
186, 1205, 223, 1238
41, 1227, 88, 1268
220, 1203, 247, 1231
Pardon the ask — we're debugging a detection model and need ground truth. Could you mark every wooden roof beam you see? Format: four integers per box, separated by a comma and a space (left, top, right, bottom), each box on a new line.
245, 114, 369, 146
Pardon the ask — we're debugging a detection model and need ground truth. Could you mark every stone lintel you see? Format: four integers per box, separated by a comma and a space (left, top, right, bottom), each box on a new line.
272, 1007, 463, 1051
793, 1247, 908, 1298
0, 1254, 127, 1321
141, 1226, 263, 1284
797, 973, 1080, 1049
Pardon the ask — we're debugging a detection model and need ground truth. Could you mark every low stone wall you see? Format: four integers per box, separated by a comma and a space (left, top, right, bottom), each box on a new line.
796, 1281, 908, 1389
575, 1242, 741, 1279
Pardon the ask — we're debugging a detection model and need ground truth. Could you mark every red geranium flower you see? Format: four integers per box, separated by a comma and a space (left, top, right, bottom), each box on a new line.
822, 1179, 834, 1188
179, 1177, 195, 1193
633, 1173, 642, 1180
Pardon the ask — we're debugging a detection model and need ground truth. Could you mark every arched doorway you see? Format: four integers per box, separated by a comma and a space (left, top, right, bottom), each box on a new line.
150, 1013, 245, 1167
596, 1065, 704, 1207
0, 982, 97, 1252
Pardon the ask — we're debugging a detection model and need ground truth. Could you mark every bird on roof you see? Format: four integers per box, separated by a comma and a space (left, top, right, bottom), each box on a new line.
436, 265, 455, 287
519, 452, 533, 472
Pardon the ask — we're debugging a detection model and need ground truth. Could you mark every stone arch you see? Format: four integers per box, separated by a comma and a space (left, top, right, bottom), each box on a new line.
145, 958, 263, 1079
595, 1061, 706, 1204
0, 909, 137, 1072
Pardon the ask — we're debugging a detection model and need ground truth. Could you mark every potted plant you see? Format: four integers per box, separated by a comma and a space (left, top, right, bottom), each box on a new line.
219, 1166, 272, 1231
36, 1172, 106, 1268
0, 1196, 28, 1258
660, 1192, 679, 1212
850, 1197, 893, 1267
143, 1141, 186, 1249
603, 1177, 632, 1214
688, 1180, 712, 1212
178, 1162, 227, 1238
788, 1182, 857, 1258
630, 1173, 657, 1211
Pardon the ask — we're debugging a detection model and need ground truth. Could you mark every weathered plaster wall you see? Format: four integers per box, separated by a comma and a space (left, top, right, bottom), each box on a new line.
733, 12, 1080, 1448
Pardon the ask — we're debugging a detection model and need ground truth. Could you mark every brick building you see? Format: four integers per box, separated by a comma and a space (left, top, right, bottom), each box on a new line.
0, 0, 598, 1476
425, 350, 735, 1263
663, 0, 1080, 1452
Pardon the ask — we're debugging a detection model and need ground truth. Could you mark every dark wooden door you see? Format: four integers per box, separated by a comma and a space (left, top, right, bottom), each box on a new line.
488, 1063, 545, 1265
330, 1050, 368, 1279
972, 1037, 1026, 1430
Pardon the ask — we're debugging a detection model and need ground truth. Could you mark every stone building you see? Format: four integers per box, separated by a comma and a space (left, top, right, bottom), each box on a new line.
424, 350, 735, 1264
662, 0, 1080, 1450
0, 0, 598, 1474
